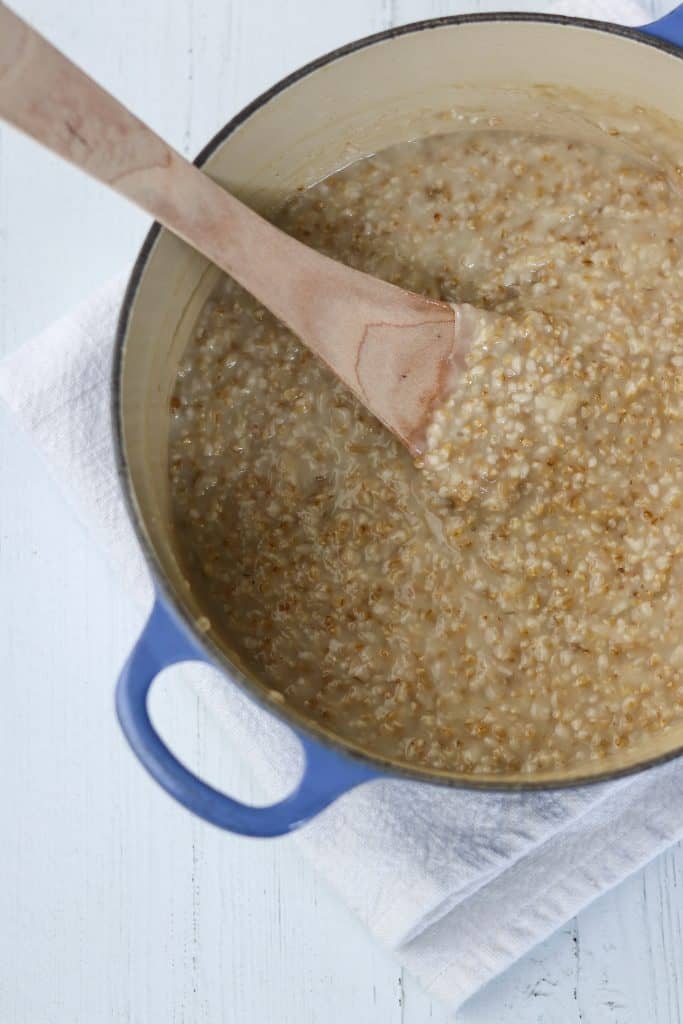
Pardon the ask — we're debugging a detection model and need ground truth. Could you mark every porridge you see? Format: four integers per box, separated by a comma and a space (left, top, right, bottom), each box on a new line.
169, 130, 683, 775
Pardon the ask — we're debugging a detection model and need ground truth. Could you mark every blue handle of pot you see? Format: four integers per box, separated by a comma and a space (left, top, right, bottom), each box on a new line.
642, 4, 683, 45
116, 600, 377, 836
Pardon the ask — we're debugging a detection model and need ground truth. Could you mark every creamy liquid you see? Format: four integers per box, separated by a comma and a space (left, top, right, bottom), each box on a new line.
169, 131, 683, 775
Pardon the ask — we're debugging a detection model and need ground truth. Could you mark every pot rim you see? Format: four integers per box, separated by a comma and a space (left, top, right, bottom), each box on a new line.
112, 11, 683, 792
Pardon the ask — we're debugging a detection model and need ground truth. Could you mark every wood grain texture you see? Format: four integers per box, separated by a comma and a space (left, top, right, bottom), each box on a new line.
0, 1, 479, 454
0, 1, 679, 1022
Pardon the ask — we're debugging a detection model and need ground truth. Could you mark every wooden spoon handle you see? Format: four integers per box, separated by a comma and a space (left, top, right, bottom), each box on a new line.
0, 3, 303, 307
0, 3, 464, 454
0, 7, 425, 335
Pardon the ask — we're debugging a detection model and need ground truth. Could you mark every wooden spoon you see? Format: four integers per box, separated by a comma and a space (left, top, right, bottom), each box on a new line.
0, 2, 489, 454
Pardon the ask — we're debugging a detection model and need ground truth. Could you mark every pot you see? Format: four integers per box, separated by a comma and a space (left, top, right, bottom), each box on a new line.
114, 7, 683, 836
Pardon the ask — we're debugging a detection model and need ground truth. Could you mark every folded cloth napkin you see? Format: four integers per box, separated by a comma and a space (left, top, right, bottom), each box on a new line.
1, 1, 680, 1011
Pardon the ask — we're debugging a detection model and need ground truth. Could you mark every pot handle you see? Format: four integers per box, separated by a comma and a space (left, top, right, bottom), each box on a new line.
115, 600, 377, 837
642, 4, 683, 45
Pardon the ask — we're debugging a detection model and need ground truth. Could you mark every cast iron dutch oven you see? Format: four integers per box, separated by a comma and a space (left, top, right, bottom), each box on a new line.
115, 7, 683, 835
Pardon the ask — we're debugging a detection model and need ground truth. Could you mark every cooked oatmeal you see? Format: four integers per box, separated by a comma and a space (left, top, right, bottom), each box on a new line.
169, 130, 683, 775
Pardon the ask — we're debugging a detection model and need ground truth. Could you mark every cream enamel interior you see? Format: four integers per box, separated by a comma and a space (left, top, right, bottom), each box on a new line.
118, 18, 683, 787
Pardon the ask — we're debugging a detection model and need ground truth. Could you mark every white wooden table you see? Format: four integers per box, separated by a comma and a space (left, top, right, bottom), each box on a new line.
1, 1, 682, 1021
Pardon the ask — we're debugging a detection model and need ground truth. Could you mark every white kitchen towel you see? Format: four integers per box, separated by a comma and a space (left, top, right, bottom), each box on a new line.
1, 1, 681, 1011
